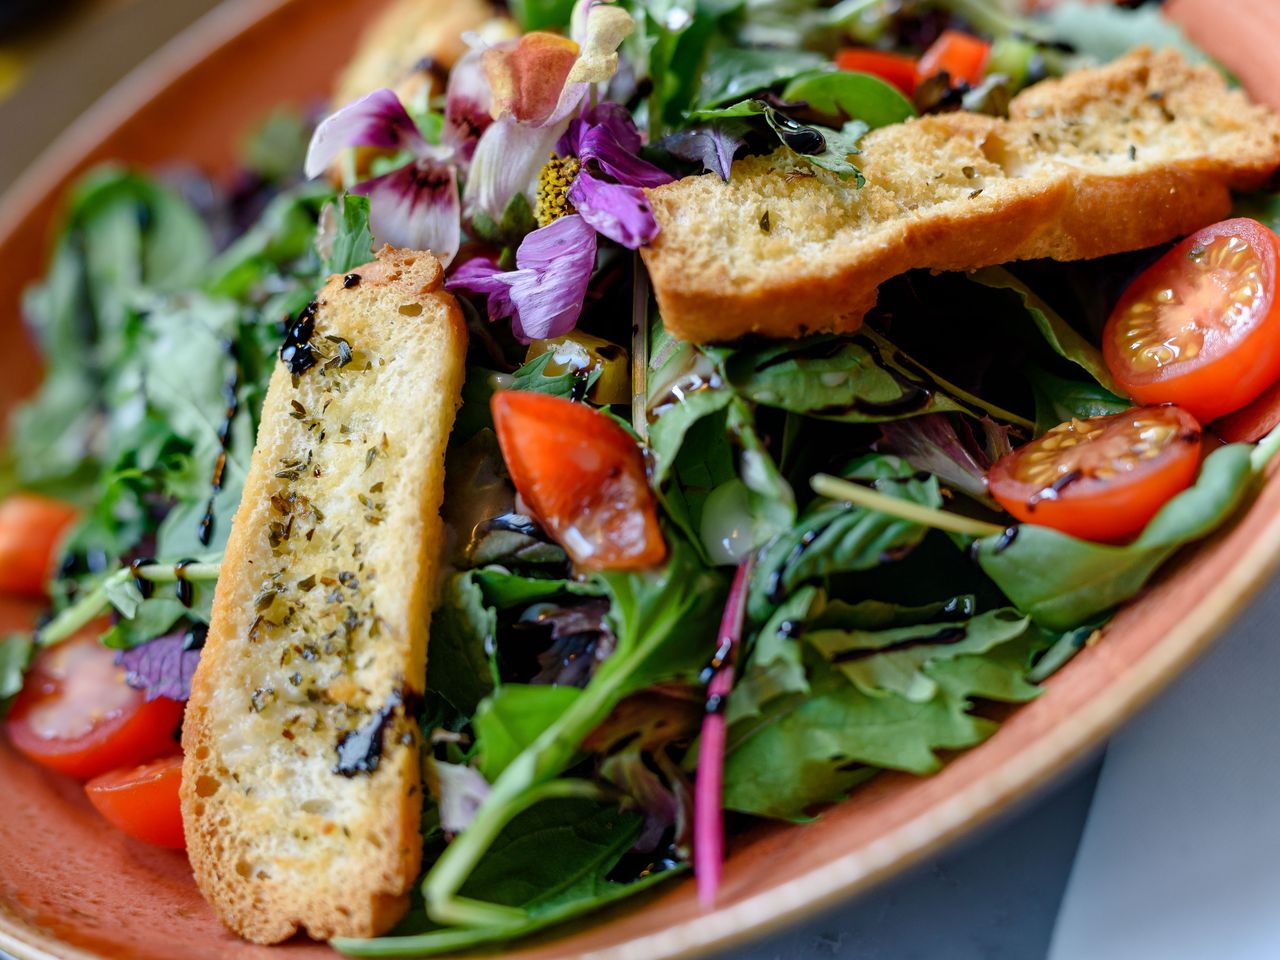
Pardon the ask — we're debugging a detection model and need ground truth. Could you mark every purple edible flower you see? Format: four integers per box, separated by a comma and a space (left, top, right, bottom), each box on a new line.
559, 104, 673, 249
115, 628, 203, 702
447, 214, 598, 342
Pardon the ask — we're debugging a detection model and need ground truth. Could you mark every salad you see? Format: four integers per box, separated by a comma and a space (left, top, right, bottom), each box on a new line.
3, 0, 1280, 953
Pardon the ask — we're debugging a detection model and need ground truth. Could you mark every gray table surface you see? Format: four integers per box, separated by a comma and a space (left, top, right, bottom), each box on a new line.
5, 3, 1276, 959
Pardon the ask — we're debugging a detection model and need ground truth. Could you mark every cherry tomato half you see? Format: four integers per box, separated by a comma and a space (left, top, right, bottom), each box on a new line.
987, 406, 1203, 542
85, 755, 185, 849
490, 391, 666, 571
0, 494, 78, 598
1103, 218, 1280, 422
834, 49, 918, 96
917, 30, 990, 87
6, 632, 184, 780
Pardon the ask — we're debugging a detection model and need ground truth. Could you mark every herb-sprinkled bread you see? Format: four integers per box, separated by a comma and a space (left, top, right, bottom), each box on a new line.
181, 247, 467, 943
641, 48, 1280, 343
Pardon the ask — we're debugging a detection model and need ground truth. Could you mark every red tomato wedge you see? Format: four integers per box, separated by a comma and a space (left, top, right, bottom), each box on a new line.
0, 494, 78, 597
1103, 218, 1280, 422
6, 632, 184, 780
85, 755, 185, 849
491, 391, 666, 571
917, 30, 990, 86
1215, 375, 1280, 443
834, 49, 918, 95
987, 406, 1203, 542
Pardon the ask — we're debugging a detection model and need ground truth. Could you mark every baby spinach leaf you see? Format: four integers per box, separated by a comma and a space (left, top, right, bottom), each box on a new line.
636, 0, 741, 135
1027, 367, 1129, 435
782, 71, 916, 129
336, 798, 672, 957
968, 266, 1122, 394
725, 599, 1050, 820
474, 685, 584, 780
975, 443, 1257, 629
1235, 192, 1280, 233
697, 47, 830, 107
427, 573, 498, 717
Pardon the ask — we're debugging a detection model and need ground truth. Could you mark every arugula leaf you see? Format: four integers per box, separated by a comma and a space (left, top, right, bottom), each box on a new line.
12, 169, 215, 491
776, 117, 867, 182
1027, 367, 1130, 435
511, 352, 602, 399
975, 443, 1257, 629
335, 798, 672, 957
428, 573, 498, 716
968, 267, 1122, 394
724, 599, 1049, 819
206, 181, 331, 299
697, 47, 830, 107
325, 194, 376, 277
782, 71, 916, 129
748, 455, 941, 622
808, 608, 1032, 702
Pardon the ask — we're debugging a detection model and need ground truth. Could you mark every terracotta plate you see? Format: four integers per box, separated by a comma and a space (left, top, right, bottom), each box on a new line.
1, 0, 1278, 957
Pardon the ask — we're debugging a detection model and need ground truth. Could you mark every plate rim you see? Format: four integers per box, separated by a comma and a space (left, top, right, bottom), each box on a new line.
1, 1, 1278, 958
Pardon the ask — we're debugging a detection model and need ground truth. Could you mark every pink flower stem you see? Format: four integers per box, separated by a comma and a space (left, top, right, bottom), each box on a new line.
694, 554, 754, 907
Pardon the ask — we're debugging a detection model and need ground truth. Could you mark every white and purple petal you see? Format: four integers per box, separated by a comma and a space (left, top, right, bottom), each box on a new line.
353, 158, 461, 265
442, 47, 494, 164
464, 115, 564, 227
568, 170, 660, 249
305, 88, 430, 180
506, 214, 598, 340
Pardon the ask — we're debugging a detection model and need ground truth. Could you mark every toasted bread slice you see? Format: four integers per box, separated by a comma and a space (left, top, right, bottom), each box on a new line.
181, 248, 467, 944
335, 0, 498, 107
641, 48, 1280, 343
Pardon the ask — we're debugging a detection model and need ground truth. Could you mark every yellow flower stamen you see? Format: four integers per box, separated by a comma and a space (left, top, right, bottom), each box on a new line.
536, 154, 581, 227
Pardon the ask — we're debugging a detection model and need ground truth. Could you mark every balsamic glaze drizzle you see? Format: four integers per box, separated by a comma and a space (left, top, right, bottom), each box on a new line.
129, 557, 157, 599
198, 340, 241, 547
174, 558, 198, 608
830, 626, 968, 664
280, 301, 320, 376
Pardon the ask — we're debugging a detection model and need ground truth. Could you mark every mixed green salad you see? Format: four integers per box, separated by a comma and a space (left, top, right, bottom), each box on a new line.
3, 0, 1280, 953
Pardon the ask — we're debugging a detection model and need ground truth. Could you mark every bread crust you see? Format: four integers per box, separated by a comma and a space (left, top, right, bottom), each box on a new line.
181, 248, 467, 943
335, 0, 497, 107
641, 48, 1280, 343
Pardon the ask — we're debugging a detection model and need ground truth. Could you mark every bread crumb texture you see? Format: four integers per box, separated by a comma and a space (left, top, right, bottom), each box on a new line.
181, 247, 467, 943
642, 48, 1280, 343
